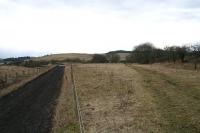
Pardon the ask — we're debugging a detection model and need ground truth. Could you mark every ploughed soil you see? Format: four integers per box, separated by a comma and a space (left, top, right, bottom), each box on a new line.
0, 66, 64, 133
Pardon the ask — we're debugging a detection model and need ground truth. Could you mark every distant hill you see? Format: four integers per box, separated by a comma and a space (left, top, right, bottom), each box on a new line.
32, 51, 131, 62
106, 50, 131, 61
32, 53, 93, 61
3, 56, 31, 62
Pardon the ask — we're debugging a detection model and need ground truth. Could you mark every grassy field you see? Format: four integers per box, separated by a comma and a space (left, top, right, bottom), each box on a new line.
155, 62, 200, 71
0, 65, 41, 88
0, 65, 52, 97
72, 63, 200, 133
1, 63, 199, 132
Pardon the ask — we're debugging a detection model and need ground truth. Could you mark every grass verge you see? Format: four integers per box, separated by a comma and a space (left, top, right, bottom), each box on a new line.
129, 64, 200, 132
52, 65, 79, 133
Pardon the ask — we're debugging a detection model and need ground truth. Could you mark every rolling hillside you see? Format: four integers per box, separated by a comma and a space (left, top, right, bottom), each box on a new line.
32, 53, 93, 61
32, 51, 130, 62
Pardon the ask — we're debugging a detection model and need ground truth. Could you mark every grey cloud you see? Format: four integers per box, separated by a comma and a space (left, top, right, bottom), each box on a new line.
7, 0, 200, 9
4, 0, 200, 21
182, 0, 200, 8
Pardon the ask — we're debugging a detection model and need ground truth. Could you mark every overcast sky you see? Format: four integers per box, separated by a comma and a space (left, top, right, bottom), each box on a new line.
0, 0, 200, 58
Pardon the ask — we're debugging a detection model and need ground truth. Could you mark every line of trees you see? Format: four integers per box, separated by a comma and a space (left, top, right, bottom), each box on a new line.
3, 56, 31, 65
90, 42, 200, 70
126, 42, 200, 69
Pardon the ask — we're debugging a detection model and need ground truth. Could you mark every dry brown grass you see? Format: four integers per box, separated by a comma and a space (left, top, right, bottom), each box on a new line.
0, 65, 38, 80
73, 64, 164, 133
155, 62, 200, 71
128, 63, 200, 132
71, 63, 200, 133
0, 65, 53, 97
52, 65, 79, 133
132, 63, 200, 84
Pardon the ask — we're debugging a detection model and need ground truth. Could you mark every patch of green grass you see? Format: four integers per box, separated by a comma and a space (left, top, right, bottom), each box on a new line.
56, 122, 79, 133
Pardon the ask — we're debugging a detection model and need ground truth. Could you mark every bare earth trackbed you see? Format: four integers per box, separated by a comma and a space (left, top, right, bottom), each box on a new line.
0, 66, 64, 133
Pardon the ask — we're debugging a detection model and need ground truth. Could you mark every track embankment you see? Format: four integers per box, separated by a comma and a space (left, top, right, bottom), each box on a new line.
0, 66, 64, 133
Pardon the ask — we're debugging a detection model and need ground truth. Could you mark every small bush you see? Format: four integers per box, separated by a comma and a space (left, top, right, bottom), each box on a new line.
91, 54, 108, 63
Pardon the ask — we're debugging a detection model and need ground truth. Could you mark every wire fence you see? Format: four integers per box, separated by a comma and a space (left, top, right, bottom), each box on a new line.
71, 64, 85, 133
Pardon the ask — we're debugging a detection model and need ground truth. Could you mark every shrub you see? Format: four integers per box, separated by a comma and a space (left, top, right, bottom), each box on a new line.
91, 54, 108, 63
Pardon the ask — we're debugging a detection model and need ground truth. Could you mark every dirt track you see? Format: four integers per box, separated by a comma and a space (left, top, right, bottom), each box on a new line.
0, 66, 64, 133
